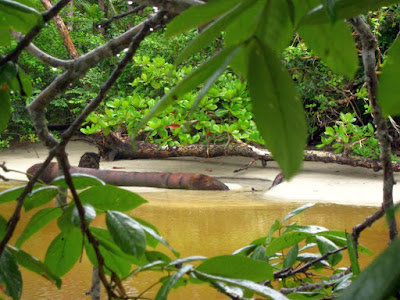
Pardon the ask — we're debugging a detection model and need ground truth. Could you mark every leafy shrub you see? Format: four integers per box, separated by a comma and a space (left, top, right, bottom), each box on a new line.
82, 55, 264, 146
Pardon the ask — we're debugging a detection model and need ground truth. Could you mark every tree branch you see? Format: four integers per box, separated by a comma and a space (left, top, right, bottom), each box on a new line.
348, 16, 398, 241
96, 5, 147, 28
0, 0, 72, 65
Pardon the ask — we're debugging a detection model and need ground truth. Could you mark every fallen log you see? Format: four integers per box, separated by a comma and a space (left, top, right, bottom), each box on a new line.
27, 162, 229, 191
90, 133, 400, 172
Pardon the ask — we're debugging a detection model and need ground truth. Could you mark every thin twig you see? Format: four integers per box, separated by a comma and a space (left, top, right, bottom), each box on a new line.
96, 5, 147, 28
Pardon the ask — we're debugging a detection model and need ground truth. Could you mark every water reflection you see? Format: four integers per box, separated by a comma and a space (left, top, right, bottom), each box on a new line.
0, 187, 390, 299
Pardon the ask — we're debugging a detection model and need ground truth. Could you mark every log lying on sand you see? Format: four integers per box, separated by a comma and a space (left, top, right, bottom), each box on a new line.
27, 162, 229, 191
91, 133, 400, 172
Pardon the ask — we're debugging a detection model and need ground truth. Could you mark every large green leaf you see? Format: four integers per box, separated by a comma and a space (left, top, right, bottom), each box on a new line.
44, 228, 82, 277
52, 174, 105, 190
0, 248, 22, 300
90, 227, 147, 266
71, 204, 96, 227
155, 264, 193, 300
266, 232, 310, 256
257, 0, 293, 54
136, 45, 240, 132
79, 185, 146, 212
23, 186, 59, 212
106, 211, 146, 257
315, 235, 342, 266
338, 238, 400, 300
17, 67, 32, 97
248, 40, 307, 179
379, 36, 400, 117
196, 255, 273, 281
0, 0, 41, 32
346, 233, 360, 276
16, 207, 62, 248
166, 256, 207, 267
299, 20, 358, 78
283, 244, 299, 269
174, 0, 256, 67
282, 203, 316, 223
84, 238, 132, 279
195, 271, 289, 300
0, 90, 11, 134
0, 185, 25, 204
7, 246, 61, 288
165, 0, 242, 37
133, 217, 179, 257
301, 0, 399, 25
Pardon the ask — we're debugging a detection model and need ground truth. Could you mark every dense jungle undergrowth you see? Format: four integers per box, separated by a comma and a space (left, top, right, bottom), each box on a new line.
2, 0, 400, 300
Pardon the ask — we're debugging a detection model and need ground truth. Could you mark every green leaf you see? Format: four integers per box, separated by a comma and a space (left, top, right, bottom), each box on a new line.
155, 264, 193, 300
196, 255, 273, 281
266, 232, 310, 256
165, 0, 242, 37
315, 235, 342, 266
0, 27, 11, 46
0, 248, 22, 300
301, 0, 399, 25
90, 227, 147, 266
346, 233, 360, 276
7, 246, 61, 288
282, 203, 315, 223
24, 186, 59, 212
195, 270, 289, 300
321, 0, 337, 23
52, 174, 105, 190
257, 0, 293, 54
146, 251, 171, 263
17, 68, 32, 97
79, 185, 146, 212
286, 225, 328, 234
248, 40, 307, 179
0, 0, 41, 33
84, 238, 132, 279
0, 90, 11, 134
71, 204, 96, 227
338, 238, 400, 300
317, 231, 373, 256
16, 207, 62, 248
299, 20, 358, 78
44, 228, 83, 277
267, 219, 281, 242
106, 211, 146, 257
136, 45, 241, 133
0, 215, 7, 240
379, 36, 400, 117
133, 217, 179, 257
57, 205, 75, 233
130, 260, 167, 277
174, 0, 255, 66
283, 244, 299, 269
166, 256, 207, 267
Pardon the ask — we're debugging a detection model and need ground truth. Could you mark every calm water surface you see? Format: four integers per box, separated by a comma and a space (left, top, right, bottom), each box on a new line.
0, 186, 390, 299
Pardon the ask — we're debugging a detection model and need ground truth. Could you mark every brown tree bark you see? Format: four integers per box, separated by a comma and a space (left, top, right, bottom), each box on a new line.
40, 0, 79, 58
27, 162, 229, 190
98, 0, 106, 36
349, 16, 397, 241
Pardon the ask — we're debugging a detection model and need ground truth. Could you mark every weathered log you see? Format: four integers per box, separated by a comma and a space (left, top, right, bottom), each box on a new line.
27, 162, 229, 191
91, 133, 400, 172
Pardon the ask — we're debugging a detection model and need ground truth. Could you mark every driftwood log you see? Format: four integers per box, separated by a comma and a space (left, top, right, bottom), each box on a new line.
27, 162, 229, 191
91, 132, 400, 172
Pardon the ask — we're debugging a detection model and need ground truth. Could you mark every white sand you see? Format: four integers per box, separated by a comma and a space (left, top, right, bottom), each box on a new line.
1, 141, 398, 207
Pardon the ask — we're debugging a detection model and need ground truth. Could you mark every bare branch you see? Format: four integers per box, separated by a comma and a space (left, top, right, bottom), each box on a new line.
12, 31, 73, 70
96, 5, 147, 28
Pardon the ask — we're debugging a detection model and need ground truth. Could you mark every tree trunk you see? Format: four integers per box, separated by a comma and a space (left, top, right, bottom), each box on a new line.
98, 0, 106, 36
349, 16, 398, 241
27, 162, 229, 191
40, 0, 79, 59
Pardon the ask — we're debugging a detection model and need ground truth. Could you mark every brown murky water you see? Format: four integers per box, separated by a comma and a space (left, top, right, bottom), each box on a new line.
0, 186, 390, 300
